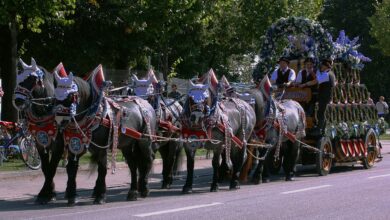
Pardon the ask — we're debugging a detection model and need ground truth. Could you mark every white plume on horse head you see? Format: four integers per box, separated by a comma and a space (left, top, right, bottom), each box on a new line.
17, 57, 43, 84
188, 80, 210, 104
54, 70, 78, 101
133, 74, 154, 97
19, 58, 29, 70
31, 57, 38, 70
132, 74, 139, 81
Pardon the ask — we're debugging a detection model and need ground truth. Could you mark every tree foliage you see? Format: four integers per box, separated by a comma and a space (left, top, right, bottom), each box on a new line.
369, 0, 390, 56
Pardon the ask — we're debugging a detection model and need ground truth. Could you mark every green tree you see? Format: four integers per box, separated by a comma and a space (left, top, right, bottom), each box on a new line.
319, 0, 390, 100
0, 0, 76, 121
369, 0, 390, 56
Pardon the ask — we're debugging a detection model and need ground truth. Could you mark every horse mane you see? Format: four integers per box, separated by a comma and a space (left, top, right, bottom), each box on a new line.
248, 88, 265, 129
73, 76, 92, 114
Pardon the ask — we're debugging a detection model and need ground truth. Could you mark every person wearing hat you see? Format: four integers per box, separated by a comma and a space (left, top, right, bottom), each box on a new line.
316, 58, 336, 132
294, 57, 318, 115
270, 57, 296, 88
295, 57, 317, 88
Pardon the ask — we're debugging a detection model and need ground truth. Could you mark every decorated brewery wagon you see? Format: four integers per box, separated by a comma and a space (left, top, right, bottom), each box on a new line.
252, 17, 383, 176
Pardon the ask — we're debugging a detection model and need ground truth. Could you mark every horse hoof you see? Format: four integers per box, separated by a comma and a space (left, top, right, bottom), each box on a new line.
67, 197, 79, 206
127, 191, 138, 201
210, 184, 219, 192
251, 177, 261, 185
285, 176, 295, 181
182, 186, 193, 194
262, 178, 270, 183
229, 181, 240, 190
140, 189, 150, 198
93, 195, 106, 205
161, 183, 171, 189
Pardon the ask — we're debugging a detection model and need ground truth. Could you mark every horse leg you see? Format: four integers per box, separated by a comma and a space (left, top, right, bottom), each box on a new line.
138, 143, 154, 198
122, 144, 138, 201
282, 141, 297, 181
66, 151, 82, 206
229, 146, 244, 190
211, 151, 220, 192
35, 147, 53, 204
182, 146, 195, 194
218, 149, 229, 183
159, 143, 171, 189
92, 148, 107, 204
252, 148, 270, 184
36, 139, 64, 204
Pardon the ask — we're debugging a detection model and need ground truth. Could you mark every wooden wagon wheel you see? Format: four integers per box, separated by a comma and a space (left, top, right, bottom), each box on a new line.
316, 137, 333, 176
362, 129, 377, 169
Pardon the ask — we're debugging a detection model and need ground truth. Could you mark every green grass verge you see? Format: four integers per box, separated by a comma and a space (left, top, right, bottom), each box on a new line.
0, 148, 210, 172
380, 133, 390, 140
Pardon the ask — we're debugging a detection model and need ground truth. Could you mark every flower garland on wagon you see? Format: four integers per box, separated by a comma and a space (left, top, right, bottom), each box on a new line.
253, 16, 334, 81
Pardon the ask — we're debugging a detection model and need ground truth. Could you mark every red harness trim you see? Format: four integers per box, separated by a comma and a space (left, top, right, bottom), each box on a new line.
181, 122, 243, 149
159, 120, 180, 133
272, 120, 297, 142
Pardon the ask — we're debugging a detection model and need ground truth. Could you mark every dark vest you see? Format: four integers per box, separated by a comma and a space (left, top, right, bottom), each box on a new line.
276, 68, 291, 85
301, 69, 315, 83
318, 71, 335, 101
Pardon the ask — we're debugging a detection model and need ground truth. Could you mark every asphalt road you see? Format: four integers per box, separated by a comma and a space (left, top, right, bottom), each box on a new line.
1, 142, 390, 220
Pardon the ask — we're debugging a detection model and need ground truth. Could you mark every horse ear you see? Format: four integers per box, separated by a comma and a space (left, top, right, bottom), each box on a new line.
54, 70, 61, 83
189, 79, 195, 88
19, 58, 28, 70
69, 72, 74, 81
132, 74, 139, 81
31, 57, 37, 70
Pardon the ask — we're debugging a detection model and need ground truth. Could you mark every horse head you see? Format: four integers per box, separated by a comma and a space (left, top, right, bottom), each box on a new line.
132, 74, 155, 98
13, 58, 46, 110
53, 69, 79, 126
185, 80, 212, 127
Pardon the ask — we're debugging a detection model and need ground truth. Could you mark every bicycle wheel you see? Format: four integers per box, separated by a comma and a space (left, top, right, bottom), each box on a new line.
19, 135, 41, 170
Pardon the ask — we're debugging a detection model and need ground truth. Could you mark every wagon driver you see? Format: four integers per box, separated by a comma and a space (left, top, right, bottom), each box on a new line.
270, 56, 296, 88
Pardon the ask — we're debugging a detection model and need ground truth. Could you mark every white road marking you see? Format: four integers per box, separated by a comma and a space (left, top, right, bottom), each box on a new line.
133, 202, 223, 217
281, 185, 332, 195
368, 173, 390, 179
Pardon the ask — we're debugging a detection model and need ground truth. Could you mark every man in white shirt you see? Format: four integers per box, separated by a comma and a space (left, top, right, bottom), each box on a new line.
376, 96, 389, 118
316, 58, 336, 132
270, 57, 296, 88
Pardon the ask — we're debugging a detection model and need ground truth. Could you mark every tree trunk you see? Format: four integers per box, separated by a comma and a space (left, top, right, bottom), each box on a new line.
0, 19, 18, 122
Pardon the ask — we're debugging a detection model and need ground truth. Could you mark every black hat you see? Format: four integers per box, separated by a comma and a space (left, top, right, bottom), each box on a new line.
304, 57, 315, 64
321, 58, 333, 68
278, 57, 290, 63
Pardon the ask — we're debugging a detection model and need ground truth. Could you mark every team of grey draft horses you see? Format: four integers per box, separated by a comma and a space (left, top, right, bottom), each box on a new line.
13, 58, 305, 206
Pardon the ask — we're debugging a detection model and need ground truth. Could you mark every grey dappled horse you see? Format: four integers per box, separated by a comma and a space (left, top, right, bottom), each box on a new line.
132, 74, 183, 189
54, 66, 157, 202
180, 80, 256, 193
261, 99, 306, 181
13, 58, 63, 204
53, 65, 112, 205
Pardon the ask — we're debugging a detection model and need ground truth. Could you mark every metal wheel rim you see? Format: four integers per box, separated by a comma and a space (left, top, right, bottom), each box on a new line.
20, 137, 41, 169
322, 141, 332, 171
366, 134, 376, 166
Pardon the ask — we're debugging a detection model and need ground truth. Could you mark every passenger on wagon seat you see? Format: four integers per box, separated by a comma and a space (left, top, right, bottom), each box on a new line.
270, 57, 296, 88
294, 57, 318, 116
